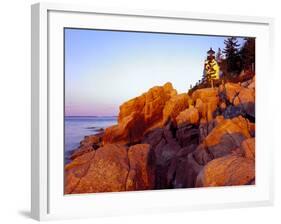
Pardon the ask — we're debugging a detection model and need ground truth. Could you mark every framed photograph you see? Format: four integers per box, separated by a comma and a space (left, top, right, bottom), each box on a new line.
31, 2, 274, 221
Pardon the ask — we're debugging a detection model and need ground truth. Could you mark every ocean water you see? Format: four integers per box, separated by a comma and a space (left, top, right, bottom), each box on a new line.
64, 116, 117, 162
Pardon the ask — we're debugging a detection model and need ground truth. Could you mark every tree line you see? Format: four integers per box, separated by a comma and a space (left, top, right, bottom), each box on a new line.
220, 37, 255, 79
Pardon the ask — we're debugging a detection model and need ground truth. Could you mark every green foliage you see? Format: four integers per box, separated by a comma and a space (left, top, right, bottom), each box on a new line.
223, 37, 242, 76
240, 37, 255, 71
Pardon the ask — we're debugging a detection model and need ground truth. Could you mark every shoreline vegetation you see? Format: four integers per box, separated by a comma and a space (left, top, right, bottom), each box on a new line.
65, 71, 255, 194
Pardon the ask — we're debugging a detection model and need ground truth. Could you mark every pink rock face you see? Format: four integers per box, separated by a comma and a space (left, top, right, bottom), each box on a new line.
103, 111, 146, 145
196, 155, 255, 187
65, 151, 96, 194
223, 83, 242, 103
162, 93, 190, 125
241, 137, 255, 160
103, 82, 177, 145
193, 88, 219, 122
176, 107, 199, 126
220, 82, 255, 108
193, 116, 253, 165
247, 76, 255, 89
233, 87, 255, 106
70, 135, 102, 160
126, 144, 155, 190
192, 88, 218, 103
65, 144, 155, 194
65, 144, 129, 194
204, 116, 251, 148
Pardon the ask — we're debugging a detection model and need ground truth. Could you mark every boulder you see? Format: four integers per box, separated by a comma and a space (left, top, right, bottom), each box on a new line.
70, 146, 94, 161
162, 93, 190, 125
65, 144, 130, 194
65, 143, 157, 194
154, 136, 181, 167
167, 151, 203, 188
219, 102, 227, 110
65, 151, 96, 194
103, 111, 146, 145
80, 134, 101, 146
248, 77, 255, 89
196, 155, 255, 187
241, 137, 255, 159
193, 88, 219, 121
223, 83, 241, 103
103, 82, 177, 145
233, 87, 255, 106
118, 82, 176, 124
70, 134, 102, 160
220, 82, 255, 120
176, 124, 199, 147
242, 76, 255, 89
192, 88, 218, 103
193, 116, 252, 164
207, 100, 219, 121
118, 96, 146, 123
198, 116, 224, 143
142, 120, 202, 189
142, 123, 185, 189
142, 128, 164, 148
204, 116, 251, 147
233, 87, 255, 119
126, 144, 155, 190
222, 104, 245, 119
144, 82, 177, 125
176, 106, 199, 126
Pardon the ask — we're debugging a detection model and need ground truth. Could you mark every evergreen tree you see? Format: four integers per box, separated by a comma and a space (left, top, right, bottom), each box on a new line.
240, 37, 255, 71
223, 37, 241, 75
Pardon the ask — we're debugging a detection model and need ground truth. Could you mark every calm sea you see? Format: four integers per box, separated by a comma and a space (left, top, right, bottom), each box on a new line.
64, 116, 117, 162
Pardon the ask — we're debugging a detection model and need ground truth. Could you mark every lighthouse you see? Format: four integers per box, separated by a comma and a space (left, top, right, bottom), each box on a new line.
204, 48, 220, 88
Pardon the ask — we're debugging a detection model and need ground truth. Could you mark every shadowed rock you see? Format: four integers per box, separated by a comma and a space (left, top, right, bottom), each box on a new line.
176, 124, 199, 147
142, 121, 200, 189
219, 82, 255, 121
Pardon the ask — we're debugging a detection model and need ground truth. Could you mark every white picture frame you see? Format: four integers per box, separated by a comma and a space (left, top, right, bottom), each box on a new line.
31, 2, 275, 221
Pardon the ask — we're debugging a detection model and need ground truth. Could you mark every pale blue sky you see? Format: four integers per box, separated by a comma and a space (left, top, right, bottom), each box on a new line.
65, 28, 244, 116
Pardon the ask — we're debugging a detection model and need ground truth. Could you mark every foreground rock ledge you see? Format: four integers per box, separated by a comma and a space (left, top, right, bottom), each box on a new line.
65, 144, 155, 194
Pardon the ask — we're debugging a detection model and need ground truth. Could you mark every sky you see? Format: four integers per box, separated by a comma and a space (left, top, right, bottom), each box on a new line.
65, 28, 245, 116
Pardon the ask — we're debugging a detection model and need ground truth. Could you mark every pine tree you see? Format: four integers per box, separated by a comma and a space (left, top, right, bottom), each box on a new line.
223, 37, 241, 75
240, 37, 255, 71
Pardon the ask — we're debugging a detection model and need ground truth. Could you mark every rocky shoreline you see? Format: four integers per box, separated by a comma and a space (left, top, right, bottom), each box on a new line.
65, 78, 255, 194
